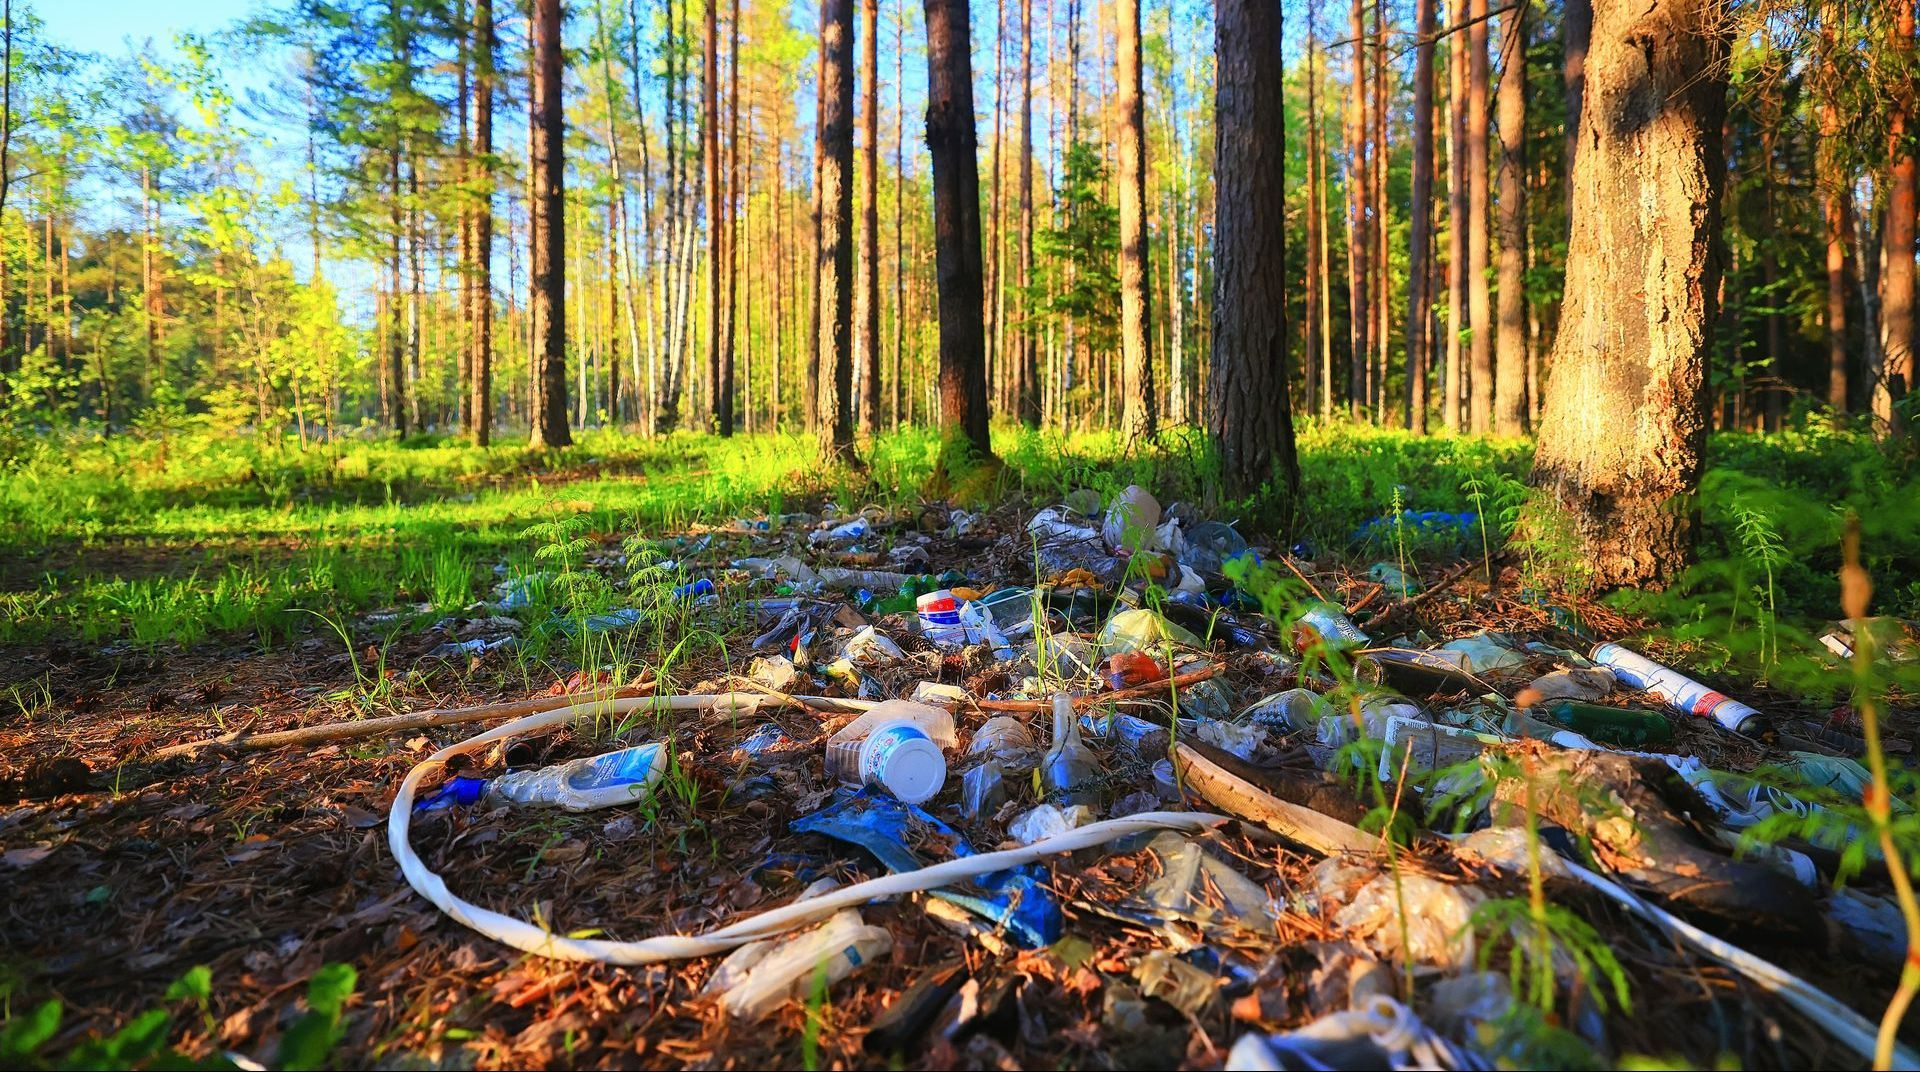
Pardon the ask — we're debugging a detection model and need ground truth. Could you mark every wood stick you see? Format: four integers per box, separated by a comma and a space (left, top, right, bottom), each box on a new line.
1171, 741, 1383, 857
154, 681, 659, 758
1277, 555, 1329, 603
1360, 553, 1494, 635
973, 663, 1223, 713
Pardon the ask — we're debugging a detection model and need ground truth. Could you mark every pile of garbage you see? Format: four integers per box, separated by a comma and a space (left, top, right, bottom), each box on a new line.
386, 486, 1919, 1068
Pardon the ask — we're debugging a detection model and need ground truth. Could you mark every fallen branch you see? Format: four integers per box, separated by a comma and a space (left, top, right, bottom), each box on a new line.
1361, 554, 1495, 636
153, 680, 659, 759
973, 663, 1223, 713
1172, 740, 1382, 857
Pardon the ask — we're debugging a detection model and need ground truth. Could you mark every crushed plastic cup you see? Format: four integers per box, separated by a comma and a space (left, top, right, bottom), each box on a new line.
916, 589, 968, 646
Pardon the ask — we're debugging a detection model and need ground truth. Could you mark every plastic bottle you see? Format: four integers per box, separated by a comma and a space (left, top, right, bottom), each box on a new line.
706, 906, 893, 1021
484, 743, 669, 811
1518, 700, 1674, 748
969, 715, 1039, 761
1293, 602, 1371, 652
1590, 642, 1766, 735
916, 590, 968, 646
823, 700, 956, 804
1041, 693, 1104, 803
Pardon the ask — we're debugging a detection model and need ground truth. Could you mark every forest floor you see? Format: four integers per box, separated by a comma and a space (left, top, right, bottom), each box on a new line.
3, 422, 1920, 1070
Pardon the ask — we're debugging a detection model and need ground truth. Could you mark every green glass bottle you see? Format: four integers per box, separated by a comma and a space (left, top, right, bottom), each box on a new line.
1525, 700, 1673, 748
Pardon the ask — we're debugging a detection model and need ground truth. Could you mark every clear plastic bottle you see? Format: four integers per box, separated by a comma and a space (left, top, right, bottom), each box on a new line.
1041, 693, 1104, 804
486, 743, 669, 811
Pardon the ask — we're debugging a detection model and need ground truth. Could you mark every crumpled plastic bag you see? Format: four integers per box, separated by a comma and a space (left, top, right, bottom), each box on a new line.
1439, 633, 1528, 673
1522, 667, 1617, 702
1009, 803, 1095, 845
1100, 608, 1202, 658
1225, 994, 1492, 1071
1332, 873, 1484, 970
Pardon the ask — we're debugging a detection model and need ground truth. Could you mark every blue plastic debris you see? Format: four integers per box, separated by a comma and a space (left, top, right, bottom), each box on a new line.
1351, 510, 1480, 547
791, 790, 1064, 949
413, 775, 490, 812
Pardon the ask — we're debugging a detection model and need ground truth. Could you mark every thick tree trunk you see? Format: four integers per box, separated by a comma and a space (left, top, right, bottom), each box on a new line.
817, 0, 857, 459
470, 0, 494, 446
1531, 0, 1730, 588
1209, 0, 1300, 523
1405, 0, 1435, 434
1881, 0, 1916, 428
857, 0, 881, 433
1346, 0, 1370, 419
1493, 1, 1527, 436
924, 0, 994, 459
1117, 0, 1154, 441
1466, 0, 1492, 434
721, 0, 740, 434
529, 0, 571, 448
1445, 2, 1467, 432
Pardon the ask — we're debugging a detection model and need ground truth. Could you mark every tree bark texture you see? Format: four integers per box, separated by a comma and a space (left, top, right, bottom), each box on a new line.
1494, 0, 1527, 436
1466, 0, 1492, 433
1118, 0, 1154, 441
1209, 0, 1300, 523
1531, 0, 1731, 588
857, 0, 882, 433
817, 0, 857, 458
529, 0, 571, 448
1405, 0, 1436, 434
924, 0, 993, 459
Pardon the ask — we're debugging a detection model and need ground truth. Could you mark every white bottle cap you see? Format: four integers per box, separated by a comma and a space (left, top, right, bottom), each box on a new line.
863, 724, 948, 805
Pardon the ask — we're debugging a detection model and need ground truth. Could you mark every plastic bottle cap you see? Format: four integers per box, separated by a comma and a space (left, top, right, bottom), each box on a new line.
866, 728, 948, 804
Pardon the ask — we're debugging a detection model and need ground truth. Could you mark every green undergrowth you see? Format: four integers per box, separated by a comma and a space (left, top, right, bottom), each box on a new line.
0, 416, 1912, 668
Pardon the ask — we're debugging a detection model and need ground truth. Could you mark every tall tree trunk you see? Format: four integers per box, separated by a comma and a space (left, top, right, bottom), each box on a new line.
470, 0, 494, 446
1881, 0, 1916, 428
1405, 0, 1436, 434
1563, 0, 1589, 215
388, 149, 409, 436
1117, 0, 1154, 441
1493, 0, 1527, 435
818, 0, 857, 458
1305, 14, 1325, 420
1210, 0, 1299, 521
1015, 0, 1038, 425
985, 0, 1004, 412
702, 0, 722, 431
1466, 0, 1492, 433
1315, 31, 1335, 420
721, 0, 740, 434
529, 0, 570, 448
457, 6, 473, 436
1820, 11, 1849, 415
857, 0, 881, 432
1346, 0, 1370, 418
1371, 0, 1389, 422
924, 0, 993, 459
1445, 0, 1467, 432
142, 166, 161, 394
408, 154, 426, 431
1531, 0, 1730, 587
893, 0, 907, 429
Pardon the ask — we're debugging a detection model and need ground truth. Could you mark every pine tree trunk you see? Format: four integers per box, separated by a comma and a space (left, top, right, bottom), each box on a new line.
529, 0, 570, 448
1531, 0, 1730, 588
721, 0, 740, 434
701, 0, 721, 431
1305, 16, 1325, 421
1371, 0, 1389, 423
1210, 0, 1299, 521
1563, 0, 1589, 214
1881, 0, 1916, 428
857, 0, 881, 433
1445, 2, 1466, 432
1015, 0, 1038, 425
893, 0, 907, 429
1820, 11, 1849, 415
924, 0, 993, 459
1346, 0, 1370, 418
1493, 1, 1527, 436
818, 0, 857, 458
1117, 0, 1154, 441
1466, 0, 1492, 433
457, 9, 473, 436
470, 0, 494, 446
1405, 0, 1435, 434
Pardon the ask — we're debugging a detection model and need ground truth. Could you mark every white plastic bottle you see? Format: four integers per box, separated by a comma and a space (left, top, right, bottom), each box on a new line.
823, 699, 956, 804
487, 743, 669, 811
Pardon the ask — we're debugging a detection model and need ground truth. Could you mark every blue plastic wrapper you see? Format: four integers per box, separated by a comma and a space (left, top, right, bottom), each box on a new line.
1350, 509, 1480, 548
791, 790, 1063, 948
413, 775, 491, 812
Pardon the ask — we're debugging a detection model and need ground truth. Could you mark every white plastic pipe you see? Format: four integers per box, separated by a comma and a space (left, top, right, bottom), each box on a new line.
388, 689, 1227, 965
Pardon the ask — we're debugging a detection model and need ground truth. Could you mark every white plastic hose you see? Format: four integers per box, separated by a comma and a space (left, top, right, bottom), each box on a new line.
388, 689, 1228, 964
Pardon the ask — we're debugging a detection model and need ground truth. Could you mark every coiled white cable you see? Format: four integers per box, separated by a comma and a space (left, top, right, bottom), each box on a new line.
387, 690, 1227, 965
